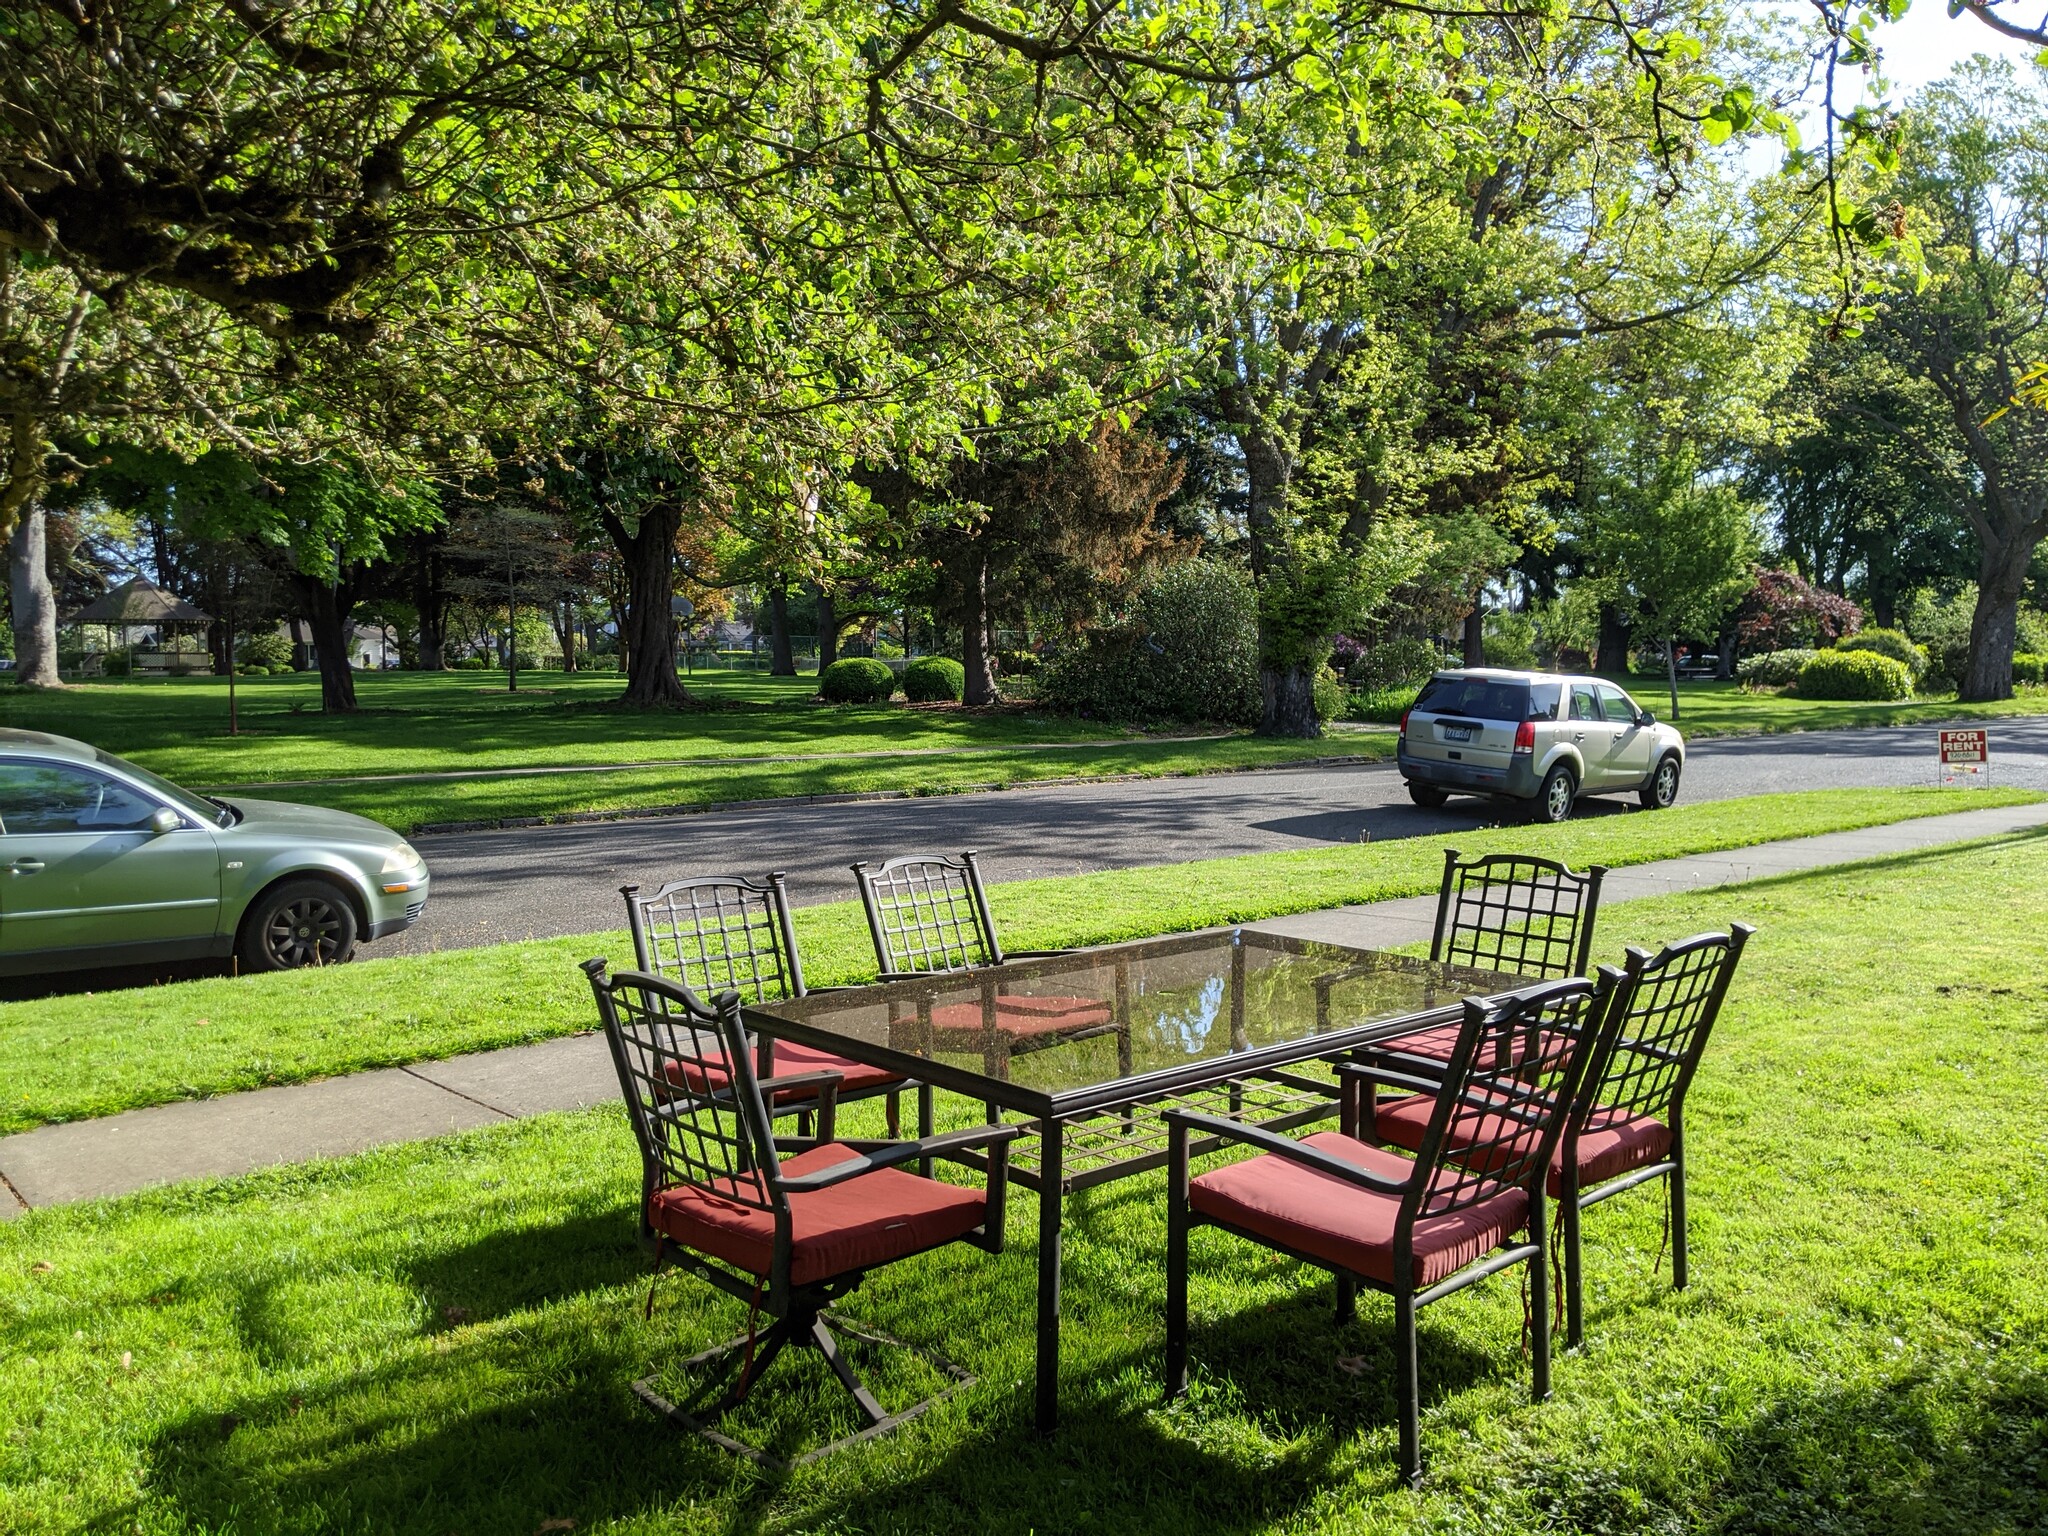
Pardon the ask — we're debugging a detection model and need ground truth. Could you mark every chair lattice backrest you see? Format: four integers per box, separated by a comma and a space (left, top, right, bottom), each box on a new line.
1430, 849, 1607, 980
583, 962, 781, 1216
851, 852, 1001, 976
1577, 925, 1753, 1131
622, 874, 806, 1004
1404, 976, 1612, 1223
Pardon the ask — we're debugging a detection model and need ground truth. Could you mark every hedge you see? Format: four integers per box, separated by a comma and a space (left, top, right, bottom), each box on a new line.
1835, 628, 1928, 679
819, 656, 896, 703
1735, 649, 1818, 688
1796, 649, 1915, 701
902, 656, 966, 703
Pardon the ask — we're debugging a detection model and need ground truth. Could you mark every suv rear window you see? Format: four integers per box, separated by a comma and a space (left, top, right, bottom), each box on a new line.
1414, 676, 1561, 722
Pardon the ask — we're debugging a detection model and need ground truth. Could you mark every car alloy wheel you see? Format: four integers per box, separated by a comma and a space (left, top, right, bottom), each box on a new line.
263, 894, 346, 967
1652, 757, 1680, 807
1540, 766, 1576, 823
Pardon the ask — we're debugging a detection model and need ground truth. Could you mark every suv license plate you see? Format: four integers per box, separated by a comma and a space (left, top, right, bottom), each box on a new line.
1443, 725, 1473, 742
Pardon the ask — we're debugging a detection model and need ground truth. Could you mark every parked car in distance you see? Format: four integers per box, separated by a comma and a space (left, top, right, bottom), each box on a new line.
1397, 669, 1685, 823
0, 728, 428, 977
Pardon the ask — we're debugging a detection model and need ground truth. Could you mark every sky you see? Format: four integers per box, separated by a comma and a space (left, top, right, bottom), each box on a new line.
1823, 0, 2039, 102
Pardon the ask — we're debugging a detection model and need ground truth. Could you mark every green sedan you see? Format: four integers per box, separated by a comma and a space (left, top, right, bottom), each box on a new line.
0, 728, 429, 977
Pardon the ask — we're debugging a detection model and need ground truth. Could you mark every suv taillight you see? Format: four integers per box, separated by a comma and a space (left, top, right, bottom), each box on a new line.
1513, 720, 1536, 755
1399, 709, 1410, 739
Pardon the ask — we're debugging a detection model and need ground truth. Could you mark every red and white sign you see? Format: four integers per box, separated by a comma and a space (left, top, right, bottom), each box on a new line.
1939, 728, 1989, 766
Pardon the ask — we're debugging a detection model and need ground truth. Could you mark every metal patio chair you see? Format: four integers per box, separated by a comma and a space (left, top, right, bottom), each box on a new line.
1164, 973, 1616, 1487
850, 850, 1129, 1080
584, 959, 1018, 1470
1375, 925, 1754, 1346
1343, 849, 1607, 1116
622, 872, 918, 1135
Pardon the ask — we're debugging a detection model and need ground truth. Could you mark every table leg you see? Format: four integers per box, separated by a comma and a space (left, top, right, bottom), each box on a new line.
1034, 1116, 1064, 1433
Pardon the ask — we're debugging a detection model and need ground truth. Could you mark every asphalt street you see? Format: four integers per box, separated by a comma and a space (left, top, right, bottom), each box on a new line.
380, 715, 2048, 956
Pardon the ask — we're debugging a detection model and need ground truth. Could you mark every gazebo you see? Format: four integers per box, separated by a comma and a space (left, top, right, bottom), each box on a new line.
70, 577, 214, 675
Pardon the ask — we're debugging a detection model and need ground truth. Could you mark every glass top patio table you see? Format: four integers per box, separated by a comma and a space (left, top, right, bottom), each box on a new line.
745, 926, 1517, 1134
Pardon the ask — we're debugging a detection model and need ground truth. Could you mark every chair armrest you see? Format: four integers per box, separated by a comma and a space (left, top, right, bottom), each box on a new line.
1002, 947, 1074, 960
1334, 1060, 1451, 1096
777, 1124, 1023, 1191
756, 1069, 842, 1098
1161, 1108, 1413, 1196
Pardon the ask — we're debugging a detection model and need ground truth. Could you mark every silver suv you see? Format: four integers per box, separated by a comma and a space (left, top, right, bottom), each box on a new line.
1397, 669, 1685, 822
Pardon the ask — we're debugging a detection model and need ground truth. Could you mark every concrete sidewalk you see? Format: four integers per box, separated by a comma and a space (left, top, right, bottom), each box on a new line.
5, 798, 2043, 1219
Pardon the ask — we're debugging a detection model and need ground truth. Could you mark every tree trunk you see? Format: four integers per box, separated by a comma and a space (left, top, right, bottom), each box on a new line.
207, 619, 230, 676
1872, 589, 1895, 631
1961, 546, 2026, 702
7, 504, 61, 688
1461, 602, 1485, 667
551, 600, 577, 673
600, 501, 690, 707
961, 551, 998, 705
1664, 636, 1681, 722
288, 617, 312, 672
1715, 618, 1737, 680
1261, 662, 1322, 738
411, 533, 449, 670
291, 573, 360, 712
766, 582, 797, 676
1595, 603, 1632, 677
816, 587, 838, 672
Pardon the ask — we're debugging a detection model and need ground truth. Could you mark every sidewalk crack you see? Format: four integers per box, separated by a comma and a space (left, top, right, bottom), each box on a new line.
399, 1066, 516, 1120
0, 1166, 30, 1213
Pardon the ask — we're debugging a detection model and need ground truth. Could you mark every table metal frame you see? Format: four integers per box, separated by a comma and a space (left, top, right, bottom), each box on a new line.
744, 926, 1504, 1431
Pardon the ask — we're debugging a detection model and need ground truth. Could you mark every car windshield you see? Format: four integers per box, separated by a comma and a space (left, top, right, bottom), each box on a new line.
1414, 676, 1558, 723
93, 748, 232, 828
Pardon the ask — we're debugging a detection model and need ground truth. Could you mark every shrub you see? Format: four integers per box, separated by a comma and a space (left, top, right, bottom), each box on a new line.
1836, 627, 1927, 679
452, 655, 489, 671
2013, 652, 2047, 686
100, 649, 132, 677
902, 656, 966, 703
237, 632, 293, 671
1482, 609, 1538, 670
1735, 649, 1817, 688
994, 648, 1038, 678
1313, 665, 1346, 722
269, 663, 294, 675
1347, 684, 1421, 724
1039, 560, 1260, 725
819, 656, 896, 704
1796, 649, 1914, 701
1346, 637, 1438, 691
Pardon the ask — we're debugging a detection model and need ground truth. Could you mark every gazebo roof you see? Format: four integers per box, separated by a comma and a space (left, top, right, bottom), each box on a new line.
70, 576, 212, 626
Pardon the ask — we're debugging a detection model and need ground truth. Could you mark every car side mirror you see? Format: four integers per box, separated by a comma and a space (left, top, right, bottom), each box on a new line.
150, 806, 183, 836
1637, 710, 1655, 726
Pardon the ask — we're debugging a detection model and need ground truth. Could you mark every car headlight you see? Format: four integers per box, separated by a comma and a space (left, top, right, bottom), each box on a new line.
381, 843, 422, 874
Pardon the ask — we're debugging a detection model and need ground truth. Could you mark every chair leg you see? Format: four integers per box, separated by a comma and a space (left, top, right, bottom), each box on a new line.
1530, 1192, 1552, 1403
1334, 1274, 1356, 1324
885, 1090, 901, 1139
811, 1317, 888, 1424
1670, 1141, 1689, 1291
1394, 1288, 1420, 1489
917, 1082, 935, 1178
1563, 1189, 1585, 1350
1165, 1127, 1190, 1398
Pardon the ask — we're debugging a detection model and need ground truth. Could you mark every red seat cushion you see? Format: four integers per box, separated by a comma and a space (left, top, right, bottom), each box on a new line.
1188, 1132, 1530, 1288
662, 1042, 904, 1103
1364, 1022, 1463, 1063
925, 995, 1114, 1041
1374, 1094, 1671, 1197
647, 1142, 986, 1285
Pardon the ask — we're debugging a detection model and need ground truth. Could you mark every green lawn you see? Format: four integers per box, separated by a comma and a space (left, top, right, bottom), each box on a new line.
1, 786, 2034, 1136
0, 672, 1368, 832
1622, 676, 2048, 737
5, 823, 2046, 1533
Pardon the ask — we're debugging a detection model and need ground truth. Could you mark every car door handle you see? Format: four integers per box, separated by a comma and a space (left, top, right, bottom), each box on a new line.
6, 858, 45, 874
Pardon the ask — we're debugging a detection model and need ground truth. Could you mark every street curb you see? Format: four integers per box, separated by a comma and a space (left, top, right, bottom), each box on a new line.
412, 753, 1389, 837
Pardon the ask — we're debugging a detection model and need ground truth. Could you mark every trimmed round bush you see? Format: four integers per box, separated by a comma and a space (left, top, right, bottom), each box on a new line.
903, 656, 966, 703
1735, 648, 1817, 688
1835, 627, 1927, 679
1040, 560, 1260, 725
819, 656, 896, 704
452, 655, 489, 671
238, 632, 293, 671
1796, 649, 1914, 701
2013, 652, 2047, 686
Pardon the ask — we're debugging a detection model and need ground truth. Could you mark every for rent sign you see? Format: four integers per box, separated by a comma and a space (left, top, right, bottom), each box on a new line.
1939, 728, 1990, 783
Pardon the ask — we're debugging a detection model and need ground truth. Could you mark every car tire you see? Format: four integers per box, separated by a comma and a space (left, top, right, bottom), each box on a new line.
1640, 754, 1682, 810
239, 879, 359, 972
1407, 783, 1450, 809
1534, 764, 1577, 824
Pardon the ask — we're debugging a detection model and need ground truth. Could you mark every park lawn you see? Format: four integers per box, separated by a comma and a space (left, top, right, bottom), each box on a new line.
0, 671, 1366, 832
1621, 676, 2048, 738
0, 786, 2035, 1136
4, 826, 2047, 1534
